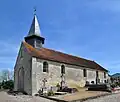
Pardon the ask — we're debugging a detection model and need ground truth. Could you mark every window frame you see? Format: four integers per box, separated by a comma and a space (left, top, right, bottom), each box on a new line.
96, 71, 99, 78
43, 61, 48, 73
83, 69, 87, 77
104, 72, 106, 78
61, 65, 65, 74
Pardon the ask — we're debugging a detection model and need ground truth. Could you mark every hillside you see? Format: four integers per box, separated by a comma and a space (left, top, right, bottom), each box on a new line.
112, 73, 120, 78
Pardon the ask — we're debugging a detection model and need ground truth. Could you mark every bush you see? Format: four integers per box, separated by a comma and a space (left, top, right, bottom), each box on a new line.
115, 82, 120, 87
111, 84, 116, 88
38, 89, 43, 95
110, 82, 120, 88
56, 83, 60, 88
0, 82, 2, 89
47, 90, 55, 96
1, 80, 14, 90
56, 83, 60, 91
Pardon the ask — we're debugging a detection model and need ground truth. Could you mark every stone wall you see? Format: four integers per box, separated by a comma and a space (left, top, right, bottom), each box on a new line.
31, 58, 108, 95
14, 42, 32, 95
87, 70, 96, 84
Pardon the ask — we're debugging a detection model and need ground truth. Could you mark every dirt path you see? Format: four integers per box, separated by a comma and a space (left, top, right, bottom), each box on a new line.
84, 93, 120, 102
61, 90, 109, 101
0, 91, 55, 102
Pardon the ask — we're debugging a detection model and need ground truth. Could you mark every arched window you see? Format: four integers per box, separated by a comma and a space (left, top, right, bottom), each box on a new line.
104, 72, 106, 78
61, 65, 65, 74
18, 67, 24, 91
43, 62, 48, 72
83, 69, 87, 77
96, 71, 99, 78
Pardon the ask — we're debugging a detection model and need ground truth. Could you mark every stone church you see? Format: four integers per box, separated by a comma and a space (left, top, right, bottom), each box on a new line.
14, 13, 109, 95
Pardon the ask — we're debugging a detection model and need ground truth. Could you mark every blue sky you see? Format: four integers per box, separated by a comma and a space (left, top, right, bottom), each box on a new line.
0, 0, 120, 74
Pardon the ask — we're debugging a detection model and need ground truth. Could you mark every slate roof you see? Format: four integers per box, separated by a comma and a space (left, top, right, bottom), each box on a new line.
28, 15, 41, 36
23, 41, 108, 72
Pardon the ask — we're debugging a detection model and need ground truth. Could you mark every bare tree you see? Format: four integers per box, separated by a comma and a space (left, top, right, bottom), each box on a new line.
9, 70, 14, 80
1, 69, 9, 81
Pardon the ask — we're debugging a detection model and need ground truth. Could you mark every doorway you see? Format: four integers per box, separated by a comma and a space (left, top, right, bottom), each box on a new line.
18, 67, 24, 91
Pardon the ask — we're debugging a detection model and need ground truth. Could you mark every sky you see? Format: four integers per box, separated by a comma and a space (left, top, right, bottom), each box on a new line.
0, 0, 120, 74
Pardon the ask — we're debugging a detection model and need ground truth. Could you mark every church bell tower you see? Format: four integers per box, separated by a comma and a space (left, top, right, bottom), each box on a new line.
24, 10, 45, 49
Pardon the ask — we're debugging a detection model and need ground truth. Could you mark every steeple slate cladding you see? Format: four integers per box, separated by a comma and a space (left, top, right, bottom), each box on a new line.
28, 15, 41, 36
24, 14, 45, 49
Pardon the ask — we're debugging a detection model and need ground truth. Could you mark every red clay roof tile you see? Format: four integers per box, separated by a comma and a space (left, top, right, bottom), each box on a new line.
23, 41, 108, 72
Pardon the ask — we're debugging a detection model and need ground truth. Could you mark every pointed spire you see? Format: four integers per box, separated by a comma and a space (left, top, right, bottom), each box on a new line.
28, 9, 41, 36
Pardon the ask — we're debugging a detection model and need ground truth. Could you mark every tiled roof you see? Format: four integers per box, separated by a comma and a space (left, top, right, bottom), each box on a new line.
23, 41, 108, 72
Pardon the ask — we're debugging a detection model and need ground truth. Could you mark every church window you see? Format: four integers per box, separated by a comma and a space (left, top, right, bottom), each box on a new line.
61, 65, 65, 74
104, 72, 106, 78
83, 69, 87, 77
43, 62, 48, 72
96, 71, 99, 78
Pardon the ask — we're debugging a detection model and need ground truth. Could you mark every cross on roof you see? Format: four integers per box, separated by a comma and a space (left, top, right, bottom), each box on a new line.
27, 8, 42, 36
34, 7, 36, 15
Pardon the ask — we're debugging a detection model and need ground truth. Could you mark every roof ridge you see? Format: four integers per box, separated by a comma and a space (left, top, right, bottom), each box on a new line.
43, 47, 93, 62
23, 41, 93, 62
22, 41, 108, 72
